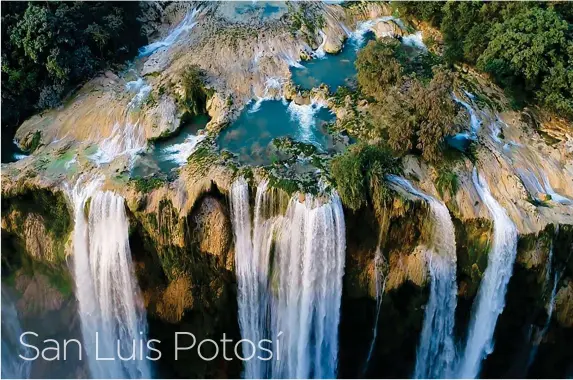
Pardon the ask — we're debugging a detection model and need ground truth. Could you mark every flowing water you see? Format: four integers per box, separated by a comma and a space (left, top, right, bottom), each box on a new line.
1, 288, 32, 379
230, 178, 346, 378
217, 99, 335, 165
1, 138, 28, 163
527, 227, 565, 373
457, 169, 518, 378
448, 92, 481, 152
363, 247, 386, 374
70, 179, 151, 379
290, 25, 376, 92
138, 8, 200, 57
386, 175, 458, 379
131, 115, 208, 178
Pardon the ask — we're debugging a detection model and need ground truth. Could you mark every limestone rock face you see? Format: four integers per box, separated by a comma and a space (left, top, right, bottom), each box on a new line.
15, 273, 65, 318
206, 92, 229, 131
372, 20, 403, 39
4, 211, 56, 262
192, 196, 232, 261
555, 281, 573, 327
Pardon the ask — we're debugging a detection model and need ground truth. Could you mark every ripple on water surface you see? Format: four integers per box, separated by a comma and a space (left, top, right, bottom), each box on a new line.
290, 32, 375, 91
131, 115, 209, 178
217, 100, 336, 165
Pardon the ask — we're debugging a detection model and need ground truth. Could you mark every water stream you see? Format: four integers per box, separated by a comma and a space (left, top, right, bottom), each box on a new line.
230, 178, 346, 378
138, 8, 200, 57
363, 246, 386, 374
69, 179, 151, 378
457, 169, 518, 378
386, 175, 458, 379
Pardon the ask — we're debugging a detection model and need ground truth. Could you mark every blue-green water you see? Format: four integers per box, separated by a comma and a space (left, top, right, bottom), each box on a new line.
1, 139, 27, 163
290, 33, 375, 92
234, 1, 283, 18
131, 115, 209, 178
217, 100, 335, 165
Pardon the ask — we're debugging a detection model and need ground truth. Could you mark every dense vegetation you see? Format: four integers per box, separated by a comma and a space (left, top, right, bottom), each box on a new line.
355, 37, 463, 162
396, 2, 573, 118
1, 2, 146, 132
331, 143, 400, 216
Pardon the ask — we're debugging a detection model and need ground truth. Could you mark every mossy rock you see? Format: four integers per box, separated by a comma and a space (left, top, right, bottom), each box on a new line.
453, 217, 493, 298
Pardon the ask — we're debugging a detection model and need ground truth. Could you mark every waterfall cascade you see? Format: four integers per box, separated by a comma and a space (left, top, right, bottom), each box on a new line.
70, 179, 151, 379
230, 178, 346, 379
457, 169, 518, 378
386, 175, 458, 379
363, 246, 386, 374
138, 8, 200, 57
1, 289, 32, 379
527, 226, 567, 372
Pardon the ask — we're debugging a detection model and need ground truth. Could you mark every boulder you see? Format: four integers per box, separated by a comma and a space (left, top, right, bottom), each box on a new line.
372, 20, 403, 39
192, 196, 232, 260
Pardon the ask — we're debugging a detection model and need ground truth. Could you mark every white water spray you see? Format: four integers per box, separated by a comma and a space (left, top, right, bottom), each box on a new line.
230, 178, 346, 379
313, 30, 328, 59
139, 8, 199, 57
89, 122, 146, 166
351, 16, 394, 47
287, 99, 329, 144
161, 134, 205, 166
457, 169, 518, 378
69, 179, 151, 379
386, 175, 458, 379
401, 32, 427, 50
1, 289, 32, 379
453, 93, 481, 137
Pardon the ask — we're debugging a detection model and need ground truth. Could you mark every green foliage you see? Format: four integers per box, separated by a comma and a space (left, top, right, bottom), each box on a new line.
330, 143, 400, 212
1, 2, 146, 130
397, 2, 573, 119
133, 176, 165, 193
372, 66, 463, 162
478, 7, 573, 118
27, 130, 42, 153
435, 169, 459, 198
176, 65, 209, 119
356, 38, 405, 98
355, 37, 460, 162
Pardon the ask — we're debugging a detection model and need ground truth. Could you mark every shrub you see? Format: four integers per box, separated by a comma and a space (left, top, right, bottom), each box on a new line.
331, 143, 400, 212
435, 169, 459, 198
377, 67, 463, 162
356, 38, 405, 100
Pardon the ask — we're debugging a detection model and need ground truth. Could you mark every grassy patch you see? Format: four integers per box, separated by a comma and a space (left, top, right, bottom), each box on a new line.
132, 176, 165, 193
435, 169, 459, 198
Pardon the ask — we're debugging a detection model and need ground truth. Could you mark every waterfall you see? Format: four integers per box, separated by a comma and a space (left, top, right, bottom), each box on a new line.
287, 99, 328, 144
363, 246, 386, 374
313, 30, 327, 59
1, 289, 32, 379
138, 8, 200, 57
527, 227, 564, 373
386, 175, 458, 378
453, 93, 481, 136
230, 178, 346, 379
70, 179, 151, 378
457, 169, 518, 378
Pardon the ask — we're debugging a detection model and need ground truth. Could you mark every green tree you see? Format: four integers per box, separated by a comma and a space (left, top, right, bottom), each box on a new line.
479, 7, 569, 87
331, 143, 399, 212
356, 38, 404, 100
478, 7, 572, 116
1, 2, 146, 134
